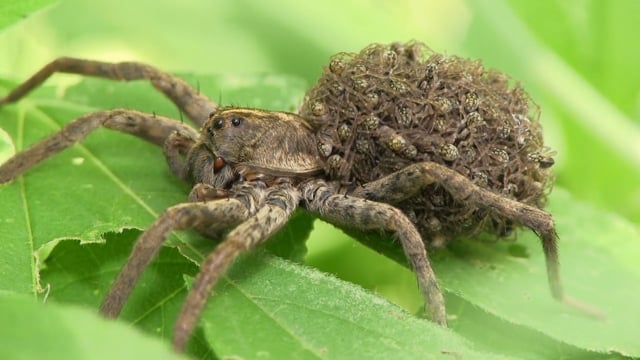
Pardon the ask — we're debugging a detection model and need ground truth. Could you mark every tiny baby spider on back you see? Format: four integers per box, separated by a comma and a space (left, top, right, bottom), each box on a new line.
0, 41, 599, 352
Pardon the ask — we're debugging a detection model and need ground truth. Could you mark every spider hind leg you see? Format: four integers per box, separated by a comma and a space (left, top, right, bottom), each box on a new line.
352, 162, 562, 295
351, 161, 605, 319
301, 179, 447, 326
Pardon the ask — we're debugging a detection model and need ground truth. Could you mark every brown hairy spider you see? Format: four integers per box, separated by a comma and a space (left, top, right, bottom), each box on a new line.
0, 42, 593, 352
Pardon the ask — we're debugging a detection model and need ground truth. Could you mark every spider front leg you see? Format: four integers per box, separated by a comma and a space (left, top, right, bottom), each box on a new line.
173, 181, 300, 351
301, 179, 447, 326
0, 57, 217, 125
101, 179, 300, 352
100, 182, 262, 318
0, 109, 197, 183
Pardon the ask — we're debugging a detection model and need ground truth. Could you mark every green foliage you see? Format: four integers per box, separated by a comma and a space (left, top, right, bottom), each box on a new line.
0, 293, 185, 360
39, 231, 514, 359
1, 70, 638, 360
0, 1, 639, 359
0, 0, 57, 30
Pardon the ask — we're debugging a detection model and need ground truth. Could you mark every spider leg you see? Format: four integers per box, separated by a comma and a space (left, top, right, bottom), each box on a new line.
0, 57, 217, 125
173, 181, 300, 351
187, 183, 230, 203
350, 162, 605, 318
301, 179, 447, 326
100, 181, 266, 318
0, 109, 197, 183
163, 129, 198, 181
351, 162, 561, 292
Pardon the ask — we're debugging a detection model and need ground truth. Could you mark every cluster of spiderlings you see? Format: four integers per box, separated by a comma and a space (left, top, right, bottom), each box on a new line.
299, 41, 555, 246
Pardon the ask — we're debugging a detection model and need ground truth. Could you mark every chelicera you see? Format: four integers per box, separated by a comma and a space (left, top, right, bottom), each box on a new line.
0, 42, 594, 352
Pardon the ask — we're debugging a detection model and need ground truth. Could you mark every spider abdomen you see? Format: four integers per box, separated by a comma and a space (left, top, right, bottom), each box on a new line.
299, 42, 554, 246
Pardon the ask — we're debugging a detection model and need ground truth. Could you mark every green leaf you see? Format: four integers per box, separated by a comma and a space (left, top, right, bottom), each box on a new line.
2, 66, 640, 359
0, 0, 58, 31
39, 230, 215, 358
1, 1, 639, 359
200, 253, 513, 359
0, 293, 185, 360
0, 73, 509, 359
307, 189, 640, 359
40, 231, 512, 359
439, 188, 640, 356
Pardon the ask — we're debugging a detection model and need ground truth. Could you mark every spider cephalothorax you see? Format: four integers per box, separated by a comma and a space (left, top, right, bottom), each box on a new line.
186, 108, 324, 189
0, 42, 588, 353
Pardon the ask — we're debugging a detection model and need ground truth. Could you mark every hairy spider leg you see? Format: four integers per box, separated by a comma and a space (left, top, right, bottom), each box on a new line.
163, 130, 198, 182
350, 162, 605, 319
99, 182, 266, 321
0, 57, 217, 126
173, 181, 300, 351
301, 179, 447, 326
0, 109, 197, 183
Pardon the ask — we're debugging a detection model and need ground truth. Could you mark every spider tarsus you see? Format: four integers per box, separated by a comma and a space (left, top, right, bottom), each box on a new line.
173, 239, 243, 352
561, 295, 607, 321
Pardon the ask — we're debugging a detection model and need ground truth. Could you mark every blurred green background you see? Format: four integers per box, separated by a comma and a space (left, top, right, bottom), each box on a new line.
0, 0, 638, 350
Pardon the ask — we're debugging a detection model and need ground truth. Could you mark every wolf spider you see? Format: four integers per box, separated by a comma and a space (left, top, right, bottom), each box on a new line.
0, 54, 591, 352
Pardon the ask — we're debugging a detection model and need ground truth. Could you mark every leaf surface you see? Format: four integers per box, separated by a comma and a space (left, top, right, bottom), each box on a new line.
0, 293, 185, 360
0, 0, 58, 30
1, 73, 638, 359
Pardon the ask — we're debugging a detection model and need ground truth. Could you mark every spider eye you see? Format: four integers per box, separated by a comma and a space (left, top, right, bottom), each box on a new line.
231, 117, 243, 127
213, 118, 224, 129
